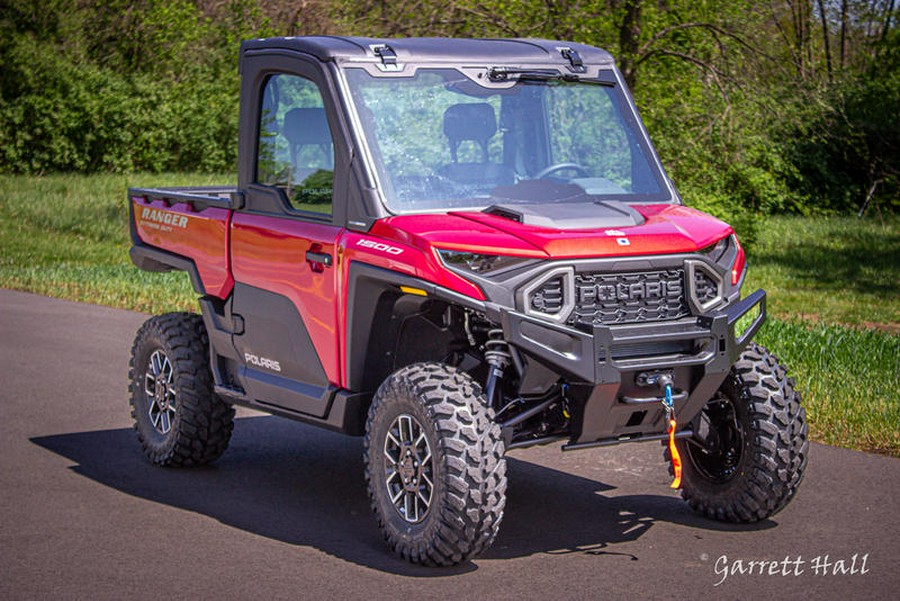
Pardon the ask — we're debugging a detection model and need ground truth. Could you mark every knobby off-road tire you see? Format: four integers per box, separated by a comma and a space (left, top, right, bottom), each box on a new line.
129, 313, 235, 467
669, 342, 808, 522
364, 363, 507, 566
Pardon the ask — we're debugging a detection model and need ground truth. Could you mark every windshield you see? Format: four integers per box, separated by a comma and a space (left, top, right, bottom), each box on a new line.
345, 68, 672, 213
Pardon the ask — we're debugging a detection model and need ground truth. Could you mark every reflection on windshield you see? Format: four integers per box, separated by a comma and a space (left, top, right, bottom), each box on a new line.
345, 68, 670, 213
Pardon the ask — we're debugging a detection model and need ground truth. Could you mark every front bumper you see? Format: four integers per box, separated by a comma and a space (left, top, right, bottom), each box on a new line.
498, 289, 767, 445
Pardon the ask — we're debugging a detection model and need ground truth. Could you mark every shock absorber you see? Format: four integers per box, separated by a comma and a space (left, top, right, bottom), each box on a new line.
483, 329, 511, 409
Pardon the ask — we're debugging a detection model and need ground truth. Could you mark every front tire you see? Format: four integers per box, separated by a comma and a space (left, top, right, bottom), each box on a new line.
673, 343, 808, 522
364, 363, 507, 566
129, 313, 235, 467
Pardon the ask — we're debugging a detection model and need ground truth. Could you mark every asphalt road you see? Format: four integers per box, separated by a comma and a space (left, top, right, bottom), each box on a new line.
1, 289, 897, 600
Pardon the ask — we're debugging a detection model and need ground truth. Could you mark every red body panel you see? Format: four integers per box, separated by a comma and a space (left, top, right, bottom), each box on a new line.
230, 214, 343, 385
370, 215, 547, 258
131, 197, 233, 298
450, 204, 733, 259
336, 229, 492, 387
364, 205, 732, 265
339, 232, 484, 300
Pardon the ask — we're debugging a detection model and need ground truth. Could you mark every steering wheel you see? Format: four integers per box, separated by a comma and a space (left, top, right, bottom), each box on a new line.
534, 162, 590, 179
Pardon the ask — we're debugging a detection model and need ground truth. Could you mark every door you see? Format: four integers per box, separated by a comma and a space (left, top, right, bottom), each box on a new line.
230, 68, 344, 417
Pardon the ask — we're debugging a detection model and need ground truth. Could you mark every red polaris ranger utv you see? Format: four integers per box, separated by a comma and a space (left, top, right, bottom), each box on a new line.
127, 36, 808, 566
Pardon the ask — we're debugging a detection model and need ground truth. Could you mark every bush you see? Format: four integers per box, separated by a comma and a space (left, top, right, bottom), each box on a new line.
0, 1, 245, 175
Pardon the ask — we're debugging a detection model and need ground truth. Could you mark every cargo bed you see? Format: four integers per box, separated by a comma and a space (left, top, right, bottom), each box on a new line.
128, 186, 237, 299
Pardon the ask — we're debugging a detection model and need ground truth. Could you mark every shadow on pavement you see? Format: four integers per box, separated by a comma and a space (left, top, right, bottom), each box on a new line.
31, 415, 773, 576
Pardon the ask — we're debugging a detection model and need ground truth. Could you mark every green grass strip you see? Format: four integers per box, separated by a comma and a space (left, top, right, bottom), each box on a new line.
744, 215, 900, 327
756, 319, 899, 456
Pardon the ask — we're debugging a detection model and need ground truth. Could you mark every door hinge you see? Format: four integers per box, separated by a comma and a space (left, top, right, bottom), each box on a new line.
371, 44, 401, 71
559, 47, 586, 73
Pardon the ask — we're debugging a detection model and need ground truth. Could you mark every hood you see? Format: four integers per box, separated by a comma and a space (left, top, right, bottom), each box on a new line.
451, 203, 732, 258
371, 203, 732, 260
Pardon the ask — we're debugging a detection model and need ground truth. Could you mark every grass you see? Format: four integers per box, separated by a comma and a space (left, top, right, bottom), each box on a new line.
744, 215, 900, 329
756, 320, 899, 455
0, 173, 228, 313
1, 174, 898, 456
745, 215, 900, 455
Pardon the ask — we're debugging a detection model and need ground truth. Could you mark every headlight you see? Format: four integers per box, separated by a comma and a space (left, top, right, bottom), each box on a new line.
700, 235, 731, 262
730, 235, 746, 286
437, 249, 531, 275
700, 234, 745, 286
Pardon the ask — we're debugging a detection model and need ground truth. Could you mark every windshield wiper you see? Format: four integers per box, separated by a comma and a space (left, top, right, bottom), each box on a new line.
487, 67, 614, 86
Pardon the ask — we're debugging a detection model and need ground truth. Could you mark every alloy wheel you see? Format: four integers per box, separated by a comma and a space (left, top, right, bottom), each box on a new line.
383, 414, 434, 523
144, 349, 177, 435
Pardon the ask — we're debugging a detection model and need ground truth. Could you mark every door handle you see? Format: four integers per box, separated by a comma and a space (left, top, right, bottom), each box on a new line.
305, 250, 332, 267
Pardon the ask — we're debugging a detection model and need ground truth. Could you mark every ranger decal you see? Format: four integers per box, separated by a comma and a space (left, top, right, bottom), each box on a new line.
140, 207, 189, 231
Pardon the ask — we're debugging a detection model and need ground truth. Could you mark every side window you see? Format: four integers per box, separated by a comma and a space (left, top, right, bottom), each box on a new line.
257, 74, 334, 215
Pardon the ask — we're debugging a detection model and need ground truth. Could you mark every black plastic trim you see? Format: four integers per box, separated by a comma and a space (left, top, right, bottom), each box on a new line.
217, 385, 370, 436
345, 261, 487, 392
229, 283, 331, 416
241, 369, 334, 417
306, 251, 333, 266
198, 296, 242, 390
496, 289, 767, 445
454, 250, 741, 319
129, 244, 206, 295
129, 186, 235, 211
562, 429, 693, 451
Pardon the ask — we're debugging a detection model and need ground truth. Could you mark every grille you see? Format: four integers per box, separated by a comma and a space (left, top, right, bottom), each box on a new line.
611, 339, 695, 360
529, 275, 565, 316
693, 268, 720, 306
567, 269, 690, 326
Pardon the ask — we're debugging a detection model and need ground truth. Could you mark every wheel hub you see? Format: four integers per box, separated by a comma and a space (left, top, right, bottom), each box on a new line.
686, 392, 744, 483
154, 381, 168, 409
398, 447, 422, 491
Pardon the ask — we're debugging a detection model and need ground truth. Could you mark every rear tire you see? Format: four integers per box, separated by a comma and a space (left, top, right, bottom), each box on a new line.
670, 343, 808, 521
364, 363, 507, 566
129, 313, 235, 467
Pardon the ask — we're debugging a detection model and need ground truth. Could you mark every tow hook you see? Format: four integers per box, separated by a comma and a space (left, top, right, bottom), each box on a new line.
658, 376, 683, 488
637, 371, 682, 488
636, 370, 674, 389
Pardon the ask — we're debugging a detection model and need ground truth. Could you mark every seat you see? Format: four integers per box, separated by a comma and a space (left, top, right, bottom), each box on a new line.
439, 103, 515, 189
281, 107, 333, 180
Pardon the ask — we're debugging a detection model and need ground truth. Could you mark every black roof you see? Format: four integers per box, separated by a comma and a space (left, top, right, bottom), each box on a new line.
241, 36, 615, 66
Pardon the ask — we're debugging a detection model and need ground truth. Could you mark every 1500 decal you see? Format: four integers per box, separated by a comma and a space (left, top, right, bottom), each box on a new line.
356, 239, 404, 255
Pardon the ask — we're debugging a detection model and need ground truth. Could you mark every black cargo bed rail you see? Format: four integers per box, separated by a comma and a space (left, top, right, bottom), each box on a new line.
128, 186, 241, 211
